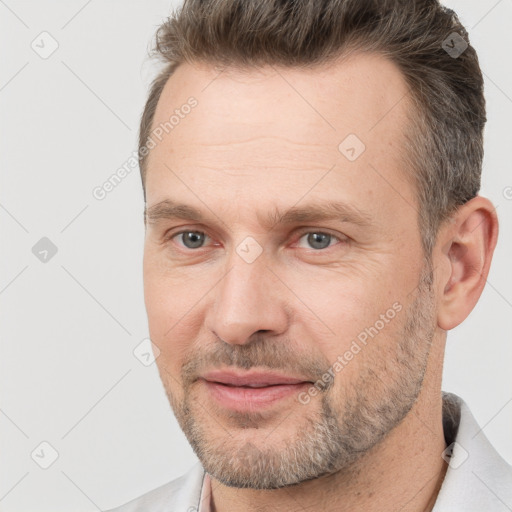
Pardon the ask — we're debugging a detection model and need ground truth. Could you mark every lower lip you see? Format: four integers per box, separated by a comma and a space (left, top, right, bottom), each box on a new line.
202, 379, 310, 411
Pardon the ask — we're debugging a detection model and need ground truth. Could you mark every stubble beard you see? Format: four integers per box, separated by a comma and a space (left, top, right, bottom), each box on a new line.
162, 265, 436, 490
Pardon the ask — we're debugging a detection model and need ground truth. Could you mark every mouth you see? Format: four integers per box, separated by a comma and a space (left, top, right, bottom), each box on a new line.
199, 370, 312, 411
212, 382, 285, 388
201, 369, 311, 387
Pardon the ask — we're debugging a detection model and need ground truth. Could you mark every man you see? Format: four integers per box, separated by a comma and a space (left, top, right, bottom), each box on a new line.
109, 0, 512, 510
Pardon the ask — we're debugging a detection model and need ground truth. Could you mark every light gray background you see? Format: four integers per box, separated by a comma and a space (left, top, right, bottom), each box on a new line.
1, 1, 511, 510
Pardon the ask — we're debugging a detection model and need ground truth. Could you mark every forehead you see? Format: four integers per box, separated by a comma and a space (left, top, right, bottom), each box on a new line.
150, 52, 411, 147
145, 53, 415, 223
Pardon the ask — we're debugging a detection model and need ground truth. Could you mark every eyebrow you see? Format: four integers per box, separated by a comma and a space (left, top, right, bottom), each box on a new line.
145, 199, 374, 230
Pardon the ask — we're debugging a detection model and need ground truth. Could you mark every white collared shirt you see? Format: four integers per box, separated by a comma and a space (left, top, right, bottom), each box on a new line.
108, 392, 512, 511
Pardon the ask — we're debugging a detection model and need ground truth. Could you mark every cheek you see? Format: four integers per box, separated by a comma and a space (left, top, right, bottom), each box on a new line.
288, 266, 392, 331
143, 253, 211, 329
143, 265, 210, 376
285, 265, 409, 374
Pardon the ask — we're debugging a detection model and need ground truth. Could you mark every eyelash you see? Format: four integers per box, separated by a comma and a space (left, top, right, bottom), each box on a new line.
165, 228, 347, 252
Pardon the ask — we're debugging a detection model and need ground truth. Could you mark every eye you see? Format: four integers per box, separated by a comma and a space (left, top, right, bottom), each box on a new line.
168, 229, 344, 252
296, 232, 342, 250
172, 230, 210, 249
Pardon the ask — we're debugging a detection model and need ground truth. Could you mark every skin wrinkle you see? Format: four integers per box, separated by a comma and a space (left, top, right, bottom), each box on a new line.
142, 54, 498, 512
179, 163, 332, 177
181, 136, 330, 147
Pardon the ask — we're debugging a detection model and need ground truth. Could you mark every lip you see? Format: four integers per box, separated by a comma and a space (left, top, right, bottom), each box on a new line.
201, 369, 310, 387
199, 370, 311, 412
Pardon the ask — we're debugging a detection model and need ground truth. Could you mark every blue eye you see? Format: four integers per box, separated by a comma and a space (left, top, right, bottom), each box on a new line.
298, 232, 338, 250
175, 231, 207, 249
169, 230, 342, 252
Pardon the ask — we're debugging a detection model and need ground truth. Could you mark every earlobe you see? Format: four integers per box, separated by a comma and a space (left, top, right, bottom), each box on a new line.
436, 197, 499, 331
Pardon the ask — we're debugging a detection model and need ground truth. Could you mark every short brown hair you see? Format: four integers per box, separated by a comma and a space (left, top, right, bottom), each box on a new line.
139, 0, 485, 255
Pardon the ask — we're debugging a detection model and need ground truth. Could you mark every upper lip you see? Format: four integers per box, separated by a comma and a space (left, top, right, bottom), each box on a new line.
201, 370, 311, 387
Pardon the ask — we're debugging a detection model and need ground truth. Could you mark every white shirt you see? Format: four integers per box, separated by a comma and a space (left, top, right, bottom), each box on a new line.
108, 392, 512, 511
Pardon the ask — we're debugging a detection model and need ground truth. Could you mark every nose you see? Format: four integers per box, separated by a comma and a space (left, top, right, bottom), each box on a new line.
205, 256, 289, 345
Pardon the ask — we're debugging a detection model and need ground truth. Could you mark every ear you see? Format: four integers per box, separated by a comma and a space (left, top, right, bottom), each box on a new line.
435, 196, 499, 331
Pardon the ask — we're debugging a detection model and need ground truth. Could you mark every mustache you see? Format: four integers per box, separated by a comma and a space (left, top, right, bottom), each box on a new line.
181, 335, 332, 386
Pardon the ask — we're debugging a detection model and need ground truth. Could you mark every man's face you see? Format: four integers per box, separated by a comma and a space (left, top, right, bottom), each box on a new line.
143, 54, 438, 488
